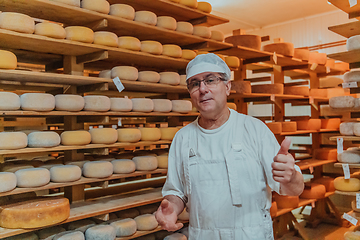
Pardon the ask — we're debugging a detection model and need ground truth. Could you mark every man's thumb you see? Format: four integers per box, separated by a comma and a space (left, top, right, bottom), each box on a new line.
278, 137, 291, 155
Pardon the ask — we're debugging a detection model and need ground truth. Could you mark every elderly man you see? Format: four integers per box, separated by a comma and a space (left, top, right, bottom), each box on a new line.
155, 53, 304, 239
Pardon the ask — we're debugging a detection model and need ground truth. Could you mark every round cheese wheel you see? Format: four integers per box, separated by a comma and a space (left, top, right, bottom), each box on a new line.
109, 4, 135, 20
329, 96, 355, 108
159, 72, 180, 85
320, 76, 343, 88
117, 128, 141, 142
28, 131, 60, 148
297, 119, 321, 130
134, 214, 158, 230
141, 41, 163, 55
300, 183, 326, 199
89, 128, 118, 144
0, 50, 17, 70
171, 100, 192, 113
131, 98, 154, 112
266, 122, 282, 134
339, 150, 360, 163
53, 230, 85, 240
227, 102, 237, 111
252, 83, 284, 94
281, 122, 297, 132
181, 49, 196, 60
179, 0, 198, 8
162, 44, 182, 58
176, 21, 193, 34
309, 52, 327, 65
334, 177, 360, 192
273, 193, 299, 209
152, 99, 172, 112
65, 26, 94, 43
210, 30, 224, 42
157, 154, 168, 169
160, 127, 178, 140
294, 48, 310, 61
312, 177, 335, 192
111, 159, 136, 174
197, 2, 212, 13
61, 130, 92, 145
164, 233, 187, 240
0, 12, 35, 34
118, 36, 141, 51
139, 127, 161, 141
110, 218, 137, 237
0, 132, 27, 150
157, 16, 177, 30
0, 172, 16, 193
314, 148, 337, 160
99, 69, 111, 79
35, 22, 66, 39
321, 118, 340, 130
263, 42, 294, 57
0, 91, 20, 110
50, 165, 82, 182
83, 95, 111, 111
94, 31, 118, 47
81, 0, 110, 14
38, 226, 66, 239
15, 168, 50, 187
67, 219, 96, 233
138, 71, 160, 83
225, 35, 261, 50
180, 75, 187, 86
110, 97, 132, 111
20, 93, 55, 111
340, 122, 355, 136
134, 11, 157, 25
111, 66, 138, 81
177, 208, 189, 221
355, 99, 360, 109
50, 0, 80, 7
2, 164, 34, 172
225, 56, 240, 68
284, 86, 309, 96
55, 94, 84, 111
85, 225, 116, 240
83, 161, 113, 178
193, 26, 211, 38
4, 232, 39, 240
231, 80, 251, 94
354, 123, 360, 136
344, 70, 360, 83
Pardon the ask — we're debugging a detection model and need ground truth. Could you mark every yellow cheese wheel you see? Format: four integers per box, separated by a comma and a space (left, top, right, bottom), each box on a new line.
152, 99, 172, 112
327, 88, 346, 99
160, 127, 179, 140
171, 100, 192, 113
334, 177, 360, 192
340, 122, 355, 136
35, 22, 66, 39
179, 0, 198, 8
134, 11, 157, 25
50, 165, 82, 182
225, 56, 240, 68
28, 131, 61, 148
117, 128, 141, 142
99, 69, 111, 79
65, 26, 94, 43
320, 76, 343, 88
111, 66, 138, 81
309, 52, 327, 65
0, 12, 35, 34
225, 35, 261, 50
81, 0, 110, 14
94, 31, 118, 47
83, 95, 111, 111
61, 130, 92, 145
110, 218, 137, 237
132, 156, 158, 171
159, 72, 181, 85
20, 93, 55, 111
139, 127, 161, 141
281, 122, 297, 132
15, 168, 50, 188
83, 160, 113, 178
0, 172, 17, 193
0, 91, 20, 110
329, 96, 355, 109
313, 148, 337, 160
193, 26, 211, 38
231, 80, 251, 94
0, 132, 28, 150
157, 16, 177, 30
197, 2, 212, 13
85, 225, 116, 240
141, 41, 163, 55
296, 119, 321, 130
321, 118, 340, 130
111, 159, 136, 174
210, 30, 224, 42
284, 86, 309, 96
180, 75, 187, 86
175, 21, 193, 34
55, 94, 85, 111
252, 84, 283, 94
312, 177, 335, 192
181, 49, 197, 60
294, 48, 310, 61
263, 42, 295, 57
89, 128, 118, 144
162, 44, 182, 58
273, 193, 299, 209
300, 183, 326, 199
118, 36, 141, 51
110, 97, 132, 112
109, 4, 135, 20
50, 0, 80, 6
0, 50, 17, 70
157, 154, 168, 169
138, 71, 161, 83
131, 98, 154, 112
266, 122, 282, 134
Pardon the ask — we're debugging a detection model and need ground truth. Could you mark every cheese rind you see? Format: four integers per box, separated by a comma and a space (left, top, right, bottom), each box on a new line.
109, 4, 135, 20
225, 56, 240, 68
193, 26, 211, 38
284, 86, 309, 96
162, 44, 183, 58
83, 161, 113, 178
61, 130, 92, 145
281, 122, 297, 132
15, 168, 50, 187
152, 99, 172, 112
330, 96, 355, 109
340, 122, 355, 136
117, 128, 141, 142
159, 72, 181, 85
65, 26, 94, 43
89, 128, 118, 144
110, 97, 133, 112
0, 132, 28, 150
157, 154, 168, 169
94, 31, 118, 47
85, 225, 116, 240
175, 21, 193, 34
344, 70, 360, 83
231, 80, 251, 94
118, 36, 141, 51
141, 41, 163, 55
266, 122, 282, 134
263, 42, 294, 57
99, 70, 111, 79
83, 95, 111, 111
20, 93, 55, 111
132, 98, 154, 112
81, 0, 110, 14
35, 22, 66, 39
334, 177, 360, 192
225, 35, 261, 50
111, 66, 138, 81
134, 214, 159, 231
210, 30, 224, 42
251, 84, 283, 94
160, 127, 179, 140
300, 183, 326, 199
28, 131, 61, 148
111, 159, 136, 174
55, 94, 84, 111
171, 100, 192, 113
320, 76, 343, 88
321, 118, 340, 130
110, 218, 137, 237
179, 0, 198, 8
181, 49, 197, 60
338, 149, 360, 163
312, 177, 335, 192
0, 91, 20, 110
53, 230, 85, 240
0, 172, 17, 193
156, 16, 177, 30
138, 127, 161, 141
134, 11, 157, 25
138, 71, 161, 83
50, 165, 82, 182
0, 12, 35, 34
197, 2, 212, 13
294, 48, 310, 61
297, 119, 321, 130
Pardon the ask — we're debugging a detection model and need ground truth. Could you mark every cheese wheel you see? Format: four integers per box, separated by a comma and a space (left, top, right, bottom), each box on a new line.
270, 201, 277, 218
177, 208, 189, 221
89, 128, 118, 144
340, 122, 355, 136
312, 177, 335, 192
355, 123, 360, 136
152, 99, 172, 112
83, 161, 113, 178
68, 219, 96, 232
273, 193, 299, 209
0, 12, 35, 34
65, 26, 94, 43
334, 177, 360, 192
132, 98, 154, 112
281, 122, 297, 132
111, 66, 138, 81
344, 70, 360, 83
94, 31, 118, 47
294, 48, 310, 61
50, 0, 80, 6
162, 44, 182, 58
314, 148, 337, 160
109, 4, 135, 20
134, 11, 157, 25
83, 95, 111, 111
225, 56, 240, 68
38, 226, 66, 239
181, 49, 197, 60
193, 26, 211, 38
164, 233, 187, 240
50, 165, 82, 182
116, 208, 140, 219
111, 159, 136, 174
197, 2, 212, 13
141, 41, 163, 55
329, 96, 355, 108
118, 36, 141, 51
159, 72, 181, 85
138, 71, 161, 83
297, 119, 321, 130
225, 35, 261, 50
266, 122, 282, 134
300, 183, 326, 199
28, 131, 61, 148
0, 132, 27, 150
339, 149, 360, 163
171, 100, 192, 113
210, 30, 224, 42
327, 88, 346, 99
157, 154, 168, 169
227, 102, 237, 111
139, 127, 161, 141
35, 22, 66, 39
321, 118, 340, 130
60, 130, 92, 145
99, 69, 111, 79
263, 42, 294, 57
320, 76, 343, 88
251, 84, 283, 94
157, 16, 177, 30
309, 52, 327, 65
117, 128, 141, 142
55, 94, 84, 111
179, 0, 198, 8
231, 80, 251, 94
0, 91, 20, 110
180, 75, 187, 86
134, 214, 158, 231
0, 172, 16, 193
85, 225, 116, 240
284, 86, 309, 96
81, 0, 110, 14
175, 21, 193, 34
110, 218, 137, 237
15, 168, 50, 187
310, 88, 328, 98
53, 231, 85, 240
160, 127, 179, 140
110, 97, 132, 111
0, 50, 17, 70
4, 232, 39, 240
20, 93, 55, 111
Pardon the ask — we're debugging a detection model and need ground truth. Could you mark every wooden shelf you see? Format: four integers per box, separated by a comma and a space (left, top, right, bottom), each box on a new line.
330, 136, 360, 141
229, 92, 328, 102
334, 162, 360, 168
335, 190, 359, 196
328, 49, 360, 65
328, 0, 360, 18
279, 129, 339, 136
296, 159, 337, 171
328, 21, 360, 38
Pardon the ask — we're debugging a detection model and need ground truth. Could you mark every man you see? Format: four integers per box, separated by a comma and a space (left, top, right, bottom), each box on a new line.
155, 53, 304, 239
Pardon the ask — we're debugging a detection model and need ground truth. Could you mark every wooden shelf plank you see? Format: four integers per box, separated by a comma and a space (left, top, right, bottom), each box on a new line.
279, 129, 338, 136
329, 136, 360, 141
334, 162, 360, 168
229, 92, 328, 102
335, 190, 359, 196
328, 49, 360, 64
328, 21, 360, 38
328, 0, 360, 17
296, 159, 337, 170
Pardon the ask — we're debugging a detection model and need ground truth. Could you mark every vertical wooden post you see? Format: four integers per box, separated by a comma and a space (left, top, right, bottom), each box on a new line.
233, 60, 248, 114
272, 65, 284, 122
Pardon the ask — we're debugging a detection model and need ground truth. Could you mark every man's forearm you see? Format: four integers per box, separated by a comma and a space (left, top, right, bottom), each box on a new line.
280, 171, 304, 196
164, 195, 185, 215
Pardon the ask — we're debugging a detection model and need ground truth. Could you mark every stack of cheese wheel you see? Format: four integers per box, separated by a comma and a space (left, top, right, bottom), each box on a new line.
176, 21, 193, 34
110, 97, 133, 111
55, 94, 85, 111
300, 183, 326, 199
338, 148, 360, 164
0, 12, 35, 34
81, 0, 110, 14
139, 127, 161, 141
296, 119, 321, 131
89, 128, 118, 144
0, 172, 17, 193
134, 214, 158, 231
152, 99, 172, 112
334, 177, 360, 192
117, 128, 141, 142
20, 93, 55, 111
85, 225, 116, 240
118, 36, 141, 51
35, 22, 66, 39
65, 26, 94, 43
162, 44, 182, 58
329, 96, 355, 109
110, 218, 137, 237
61, 130, 92, 145
171, 100, 192, 113
134, 11, 157, 25
0, 50, 17, 70
83, 95, 111, 111
93, 31, 118, 47
340, 122, 355, 136
263, 42, 295, 57
266, 122, 282, 134
83, 160, 113, 178
225, 34, 262, 50
157, 16, 177, 30
0, 132, 28, 150
344, 70, 360, 84
138, 71, 161, 83
109, 4, 135, 20
252, 83, 283, 94
132, 155, 158, 170
111, 66, 138, 81
231, 80, 251, 94
50, 165, 82, 182
50, 0, 81, 7
132, 98, 154, 112
313, 148, 337, 160
160, 127, 179, 140
27, 131, 61, 148
111, 159, 136, 174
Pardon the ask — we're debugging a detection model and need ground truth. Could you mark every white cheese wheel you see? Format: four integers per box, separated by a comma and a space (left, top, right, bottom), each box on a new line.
0, 12, 35, 34
20, 93, 55, 111
53, 230, 85, 240
138, 71, 161, 83
99, 69, 111, 79
171, 100, 192, 113
141, 41, 163, 55
83, 95, 111, 111
329, 96, 355, 108
110, 218, 137, 237
94, 31, 118, 47
152, 99, 172, 112
0, 50, 17, 70
50, 0, 80, 7
157, 16, 177, 30
131, 98, 154, 112
314, 148, 337, 160
281, 122, 297, 132
55, 94, 84, 111
67, 219, 96, 233
320, 76, 344, 88
309, 52, 327, 65
181, 49, 196, 60
117, 128, 141, 142
89, 128, 118, 144
300, 183, 326, 199
160, 127, 179, 140
134, 214, 158, 231
0, 91, 20, 110
197, 1, 212, 12
175, 21, 193, 34
138, 127, 161, 141
0, 132, 27, 150
118, 36, 141, 51
266, 122, 282, 134
111, 159, 136, 174
134, 11, 157, 25
38, 226, 66, 239
344, 70, 360, 83
162, 44, 182, 58
111, 66, 138, 81
334, 177, 360, 192
85, 225, 116, 240
338, 150, 360, 163
340, 122, 355, 136
180, 75, 187, 86
344, 230, 360, 240
225, 56, 240, 68
50, 165, 82, 182
110, 97, 132, 111
0, 172, 16, 193
157, 154, 168, 169
164, 233, 187, 240
177, 208, 189, 221
15, 168, 50, 187
263, 42, 295, 57
4, 232, 39, 240
61, 130, 92, 145
28, 131, 60, 148
355, 123, 360, 136
65, 26, 94, 43
210, 30, 224, 42
109, 4, 135, 20
35, 22, 66, 39
83, 161, 113, 178
159, 72, 181, 85
81, 0, 110, 14
297, 119, 321, 130
193, 26, 211, 38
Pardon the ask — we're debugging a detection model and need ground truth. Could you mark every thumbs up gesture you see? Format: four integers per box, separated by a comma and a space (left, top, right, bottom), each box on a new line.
272, 137, 296, 184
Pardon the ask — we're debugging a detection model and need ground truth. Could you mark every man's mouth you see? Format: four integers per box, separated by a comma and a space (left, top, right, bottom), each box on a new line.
200, 98, 212, 103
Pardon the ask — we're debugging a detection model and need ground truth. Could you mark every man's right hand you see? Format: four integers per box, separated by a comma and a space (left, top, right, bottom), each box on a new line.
155, 199, 184, 231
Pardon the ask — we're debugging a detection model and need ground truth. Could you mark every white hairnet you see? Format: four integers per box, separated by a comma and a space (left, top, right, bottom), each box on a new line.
186, 53, 231, 80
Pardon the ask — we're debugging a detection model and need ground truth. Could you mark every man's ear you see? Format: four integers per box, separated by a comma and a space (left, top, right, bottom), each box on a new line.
225, 81, 231, 96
